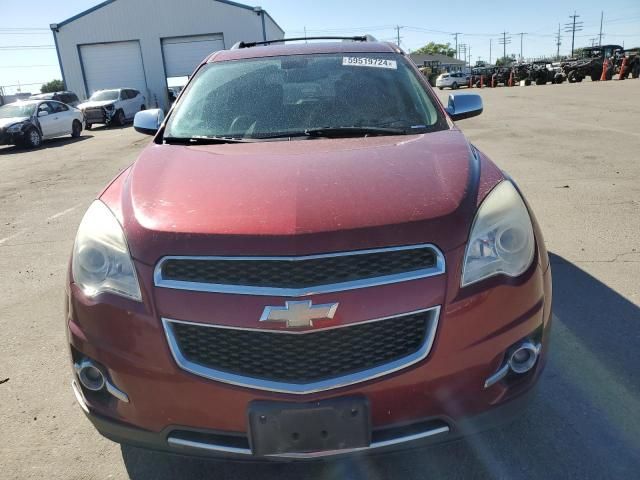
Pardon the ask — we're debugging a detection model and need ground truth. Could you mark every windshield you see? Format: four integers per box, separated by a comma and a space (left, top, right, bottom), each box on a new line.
89, 90, 120, 101
165, 53, 442, 140
0, 103, 36, 119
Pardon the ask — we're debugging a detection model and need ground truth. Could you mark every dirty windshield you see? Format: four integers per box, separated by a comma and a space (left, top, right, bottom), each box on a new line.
165, 53, 443, 140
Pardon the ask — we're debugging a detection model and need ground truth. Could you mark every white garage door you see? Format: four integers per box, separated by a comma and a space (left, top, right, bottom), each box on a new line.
162, 34, 225, 78
79, 41, 147, 96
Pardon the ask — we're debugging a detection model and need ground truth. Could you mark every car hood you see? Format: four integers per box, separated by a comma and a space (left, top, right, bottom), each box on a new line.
115, 130, 482, 264
78, 100, 116, 109
0, 116, 30, 129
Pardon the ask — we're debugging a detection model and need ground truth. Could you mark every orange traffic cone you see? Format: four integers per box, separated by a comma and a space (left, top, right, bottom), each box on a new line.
618, 57, 628, 80
508, 71, 514, 87
600, 58, 609, 81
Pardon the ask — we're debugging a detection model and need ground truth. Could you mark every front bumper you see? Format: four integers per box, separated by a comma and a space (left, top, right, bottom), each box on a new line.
72, 378, 538, 460
0, 129, 23, 145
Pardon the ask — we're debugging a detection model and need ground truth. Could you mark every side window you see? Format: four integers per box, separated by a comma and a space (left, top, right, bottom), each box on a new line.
56, 102, 69, 112
129, 90, 139, 99
38, 103, 52, 115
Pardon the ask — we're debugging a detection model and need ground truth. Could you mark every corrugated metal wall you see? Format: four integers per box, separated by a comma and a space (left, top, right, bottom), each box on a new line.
53, 0, 284, 110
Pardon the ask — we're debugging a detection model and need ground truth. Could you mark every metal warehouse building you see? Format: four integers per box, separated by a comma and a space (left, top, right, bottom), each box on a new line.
50, 0, 284, 110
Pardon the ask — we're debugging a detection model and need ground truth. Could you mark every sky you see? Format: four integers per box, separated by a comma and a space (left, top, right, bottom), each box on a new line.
1, 0, 639, 94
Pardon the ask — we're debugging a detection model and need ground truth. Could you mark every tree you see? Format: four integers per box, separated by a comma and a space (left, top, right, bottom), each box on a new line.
495, 55, 516, 66
41, 79, 64, 93
414, 42, 456, 57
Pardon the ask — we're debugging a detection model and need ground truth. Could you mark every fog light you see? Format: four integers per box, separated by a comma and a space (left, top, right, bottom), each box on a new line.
76, 360, 105, 391
508, 342, 539, 374
484, 339, 541, 388
73, 358, 129, 403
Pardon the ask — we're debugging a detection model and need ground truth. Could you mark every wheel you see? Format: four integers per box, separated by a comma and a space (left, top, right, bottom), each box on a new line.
524, 79, 532, 86
632, 64, 640, 79
567, 71, 577, 83
140, 104, 146, 111
554, 74, 565, 84
452, 82, 458, 90
23, 128, 42, 149
535, 77, 545, 85
590, 72, 600, 82
86, 123, 92, 130
115, 109, 126, 126
576, 76, 583, 83
71, 120, 82, 138
438, 87, 443, 90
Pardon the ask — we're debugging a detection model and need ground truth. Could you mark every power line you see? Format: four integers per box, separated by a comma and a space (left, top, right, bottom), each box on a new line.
0, 64, 57, 68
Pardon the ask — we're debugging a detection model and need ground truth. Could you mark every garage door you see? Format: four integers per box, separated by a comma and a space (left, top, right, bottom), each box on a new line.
162, 34, 225, 77
79, 41, 147, 96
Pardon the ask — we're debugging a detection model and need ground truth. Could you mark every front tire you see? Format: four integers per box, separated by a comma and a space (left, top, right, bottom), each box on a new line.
452, 82, 458, 90
71, 120, 82, 138
438, 87, 443, 90
23, 128, 42, 149
140, 104, 146, 111
86, 123, 92, 130
115, 109, 126, 126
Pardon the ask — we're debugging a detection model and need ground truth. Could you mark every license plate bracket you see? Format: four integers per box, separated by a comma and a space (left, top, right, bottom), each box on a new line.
248, 396, 370, 456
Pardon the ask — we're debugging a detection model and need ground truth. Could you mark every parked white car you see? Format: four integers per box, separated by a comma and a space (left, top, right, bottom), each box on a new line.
77, 88, 146, 129
435, 72, 471, 90
0, 100, 84, 149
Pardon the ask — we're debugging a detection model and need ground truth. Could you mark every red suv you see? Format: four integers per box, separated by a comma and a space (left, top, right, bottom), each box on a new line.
66, 36, 552, 460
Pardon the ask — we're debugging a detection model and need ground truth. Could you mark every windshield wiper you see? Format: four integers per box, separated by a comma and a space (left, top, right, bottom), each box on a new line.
163, 136, 252, 144
304, 126, 408, 138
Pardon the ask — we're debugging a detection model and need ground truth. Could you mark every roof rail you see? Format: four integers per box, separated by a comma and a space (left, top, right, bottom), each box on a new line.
231, 35, 378, 50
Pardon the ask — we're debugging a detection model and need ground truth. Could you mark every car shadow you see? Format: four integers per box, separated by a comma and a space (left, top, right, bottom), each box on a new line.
87, 123, 133, 131
120, 253, 640, 479
0, 134, 93, 154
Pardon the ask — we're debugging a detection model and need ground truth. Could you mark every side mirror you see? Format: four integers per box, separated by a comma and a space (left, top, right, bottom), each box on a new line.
134, 109, 165, 135
445, 93, 483, 121
38, 110, 49, 117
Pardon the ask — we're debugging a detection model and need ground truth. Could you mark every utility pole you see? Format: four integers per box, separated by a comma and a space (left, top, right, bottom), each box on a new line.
517, 32, 527, 61
498, 32, 511, 62
468, 46, 471, 68
555, 24, 562, 59
304, 26, 307, 43
564, 11, 583, 57
598, 11, 604, 46
452, 33, 460, 59
489, 38, 492, 64
395, 25, 403, 47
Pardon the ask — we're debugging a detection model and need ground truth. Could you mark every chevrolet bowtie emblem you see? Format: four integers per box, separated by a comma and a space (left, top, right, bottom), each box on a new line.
260, 300, 339, 328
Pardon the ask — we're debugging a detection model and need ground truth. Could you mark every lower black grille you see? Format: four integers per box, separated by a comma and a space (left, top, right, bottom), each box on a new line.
169, 311, 431, 384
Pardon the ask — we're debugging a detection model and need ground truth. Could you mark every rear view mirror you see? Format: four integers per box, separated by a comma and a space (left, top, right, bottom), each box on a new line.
134, 109, 165, 135
445, 93, 483, 121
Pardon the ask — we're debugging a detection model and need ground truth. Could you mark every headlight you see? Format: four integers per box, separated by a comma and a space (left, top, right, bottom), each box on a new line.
7, 123, 25, 133
72, 201, 142, 301
461, 181, 535, 287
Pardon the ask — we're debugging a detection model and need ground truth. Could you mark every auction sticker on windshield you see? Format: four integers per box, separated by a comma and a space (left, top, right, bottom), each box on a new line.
342, 57, 397, 69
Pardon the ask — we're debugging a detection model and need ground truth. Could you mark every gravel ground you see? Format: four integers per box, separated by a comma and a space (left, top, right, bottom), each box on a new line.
1, 79, 639, 479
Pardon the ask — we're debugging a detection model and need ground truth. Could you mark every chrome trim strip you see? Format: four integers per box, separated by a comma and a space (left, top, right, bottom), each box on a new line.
71, 380, 90, 414
483, 363, 510, 389
153, 244, 445, 297
166, 425, 450, 458
167, 437, 252, 456
105, 380, 130, 403
162, 306, 440, 394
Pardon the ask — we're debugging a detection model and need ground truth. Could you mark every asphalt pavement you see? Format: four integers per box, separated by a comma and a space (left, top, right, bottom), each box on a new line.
1, 79, 639, 479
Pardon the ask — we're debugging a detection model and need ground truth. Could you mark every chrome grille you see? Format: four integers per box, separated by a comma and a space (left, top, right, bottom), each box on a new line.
155, 245, 445, 296
163, 306, 440, 394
